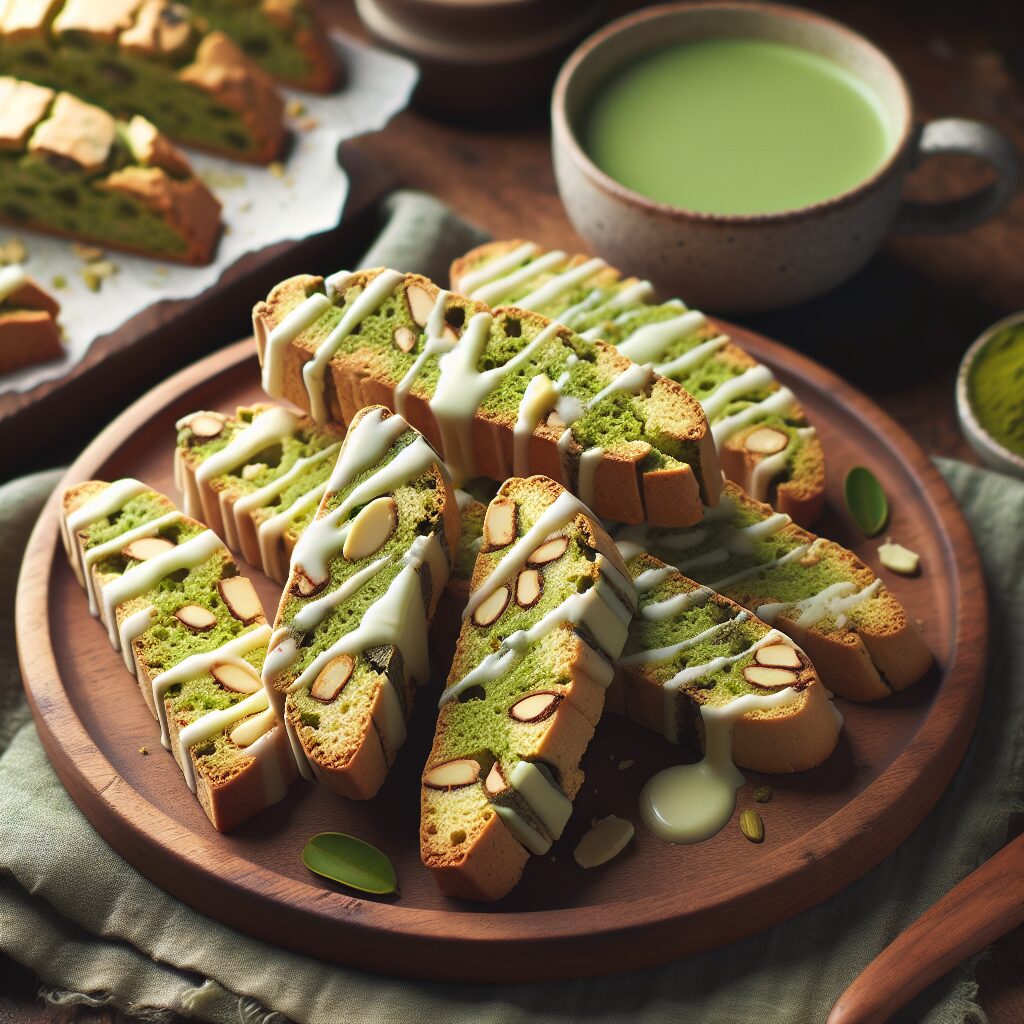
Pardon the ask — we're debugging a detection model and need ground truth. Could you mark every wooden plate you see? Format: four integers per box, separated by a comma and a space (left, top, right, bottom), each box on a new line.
16, 325, 987, 982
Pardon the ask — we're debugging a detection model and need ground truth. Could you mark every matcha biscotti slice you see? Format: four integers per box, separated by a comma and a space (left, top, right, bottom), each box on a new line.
452, 241, 825, 526
253, 268, 722, 527
0, 262, 61, 372
60, 478, 296, 832
0, 77, 222, 263
612, 552, 840, 773
186, 0, 339, 92
421, 476, 637, 902
175, 404, 345, 582
0, 1, 285, 163
262, 405, 458, 799
614, 482, 932, 702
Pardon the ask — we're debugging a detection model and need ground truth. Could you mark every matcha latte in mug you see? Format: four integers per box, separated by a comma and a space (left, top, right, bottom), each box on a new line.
552, 3, 1019, 310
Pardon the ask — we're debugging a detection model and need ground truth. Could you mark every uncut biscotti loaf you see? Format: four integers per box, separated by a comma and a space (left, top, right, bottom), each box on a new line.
0, 263, 61, 373
0, 77, 222, 263
175, 404, 345, 582
186, 0, 339, 91
61, 477, 296, 832
614, 482, 932, 702
452, 241, 826, 526
442, 495, 839, 773
253, 267, 722, 527
421, 476, 636, 902
611, 551, 840, 774
262, 405, 458, 800
0, 2, 285, 163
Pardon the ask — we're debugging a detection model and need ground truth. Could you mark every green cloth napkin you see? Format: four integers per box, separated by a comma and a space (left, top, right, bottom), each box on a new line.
2, 193, 1022, 1024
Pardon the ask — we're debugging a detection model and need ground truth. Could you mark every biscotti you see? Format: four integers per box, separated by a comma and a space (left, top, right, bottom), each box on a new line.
0, 263, 61, 373
0, 3, 285, 163
187, 0, 339, 91
421, 476, 636, 902
612, 551, 840, 773
253, 267, 722, 526
451, 241, 826, 526
0, 78, 222, 263
60, 477, 296, 831
175, 404, 345, 582
614, 483, 932, 702
262, 405, 458, 800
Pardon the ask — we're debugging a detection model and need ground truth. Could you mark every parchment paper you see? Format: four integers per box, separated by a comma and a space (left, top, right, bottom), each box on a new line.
0, 33, 417, 396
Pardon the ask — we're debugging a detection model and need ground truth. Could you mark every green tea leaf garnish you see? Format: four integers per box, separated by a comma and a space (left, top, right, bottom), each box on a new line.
844, 466, 889, 537
301, 832, 398, 895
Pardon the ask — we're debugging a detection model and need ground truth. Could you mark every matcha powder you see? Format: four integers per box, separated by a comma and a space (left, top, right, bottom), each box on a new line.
969, 323, 1024, 458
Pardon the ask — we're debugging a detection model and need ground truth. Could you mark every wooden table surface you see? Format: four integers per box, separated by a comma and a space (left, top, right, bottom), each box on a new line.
3, 0, 1022, 1019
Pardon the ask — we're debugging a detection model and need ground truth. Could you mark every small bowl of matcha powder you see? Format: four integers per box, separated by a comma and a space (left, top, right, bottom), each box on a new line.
957, 312, 1024, 479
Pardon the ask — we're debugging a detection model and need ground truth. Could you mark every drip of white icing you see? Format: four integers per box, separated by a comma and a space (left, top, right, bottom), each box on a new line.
513, 374, 559, 477
456, 242, 540, 295
194, 407, 299, 496
495, 805, 549, 856
620, 612, 748, 667
516, 257, 607, 311
258, 480, 328, 583
711, 386, 796, 446
0, 264, 27, 303
757, 579, 883, 628
640, 687, 797, 843
468, 250, 567, 306
326, 407, 410, 494
118, 604, 159, 675
63, 478, 150, 587
615, 310, 707, 364
748, 426, 816, 502
509, 760, 573, 840
99, 529, 224, 648
577, 447, 603, 510
632, 565, 675, 594
588, 362, 654, 408
700, 365, 776, 421
392, 289, 454, 415
150, 625, 272, 749
638, 586, 713, 622
260, 291, 333, 398
302, 269, 405, 423
291, 555, 390, 633
654, 335, 730, 379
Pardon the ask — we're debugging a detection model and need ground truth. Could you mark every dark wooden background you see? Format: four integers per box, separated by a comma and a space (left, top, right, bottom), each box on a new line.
2, 0, 1022, 1019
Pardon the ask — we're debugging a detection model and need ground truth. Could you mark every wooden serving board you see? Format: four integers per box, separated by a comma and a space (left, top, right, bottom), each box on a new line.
15, 325, 987, 982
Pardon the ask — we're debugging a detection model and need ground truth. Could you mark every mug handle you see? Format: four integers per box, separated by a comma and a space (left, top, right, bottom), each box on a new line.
892, 118, 1020, 234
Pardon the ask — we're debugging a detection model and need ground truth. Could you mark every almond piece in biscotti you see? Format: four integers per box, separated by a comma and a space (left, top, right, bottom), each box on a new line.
509, 691, 561, 723
423, 758, 480, 790
527, 535, 568, 566
219, 576, 261, 624
212, 663, 262, 694
405, 284, 435, 327
483, 498, 517, 549
342, 496, 397, 561
28, 93, 117, 173
310, 654, 354, 703
175, 604, 217, 631
393, 326, 416, 352
185, 412, 225, 439
0, 78, 54, 149
515, 569, 542, 608
472, 585, 509, 627
484, 761, 506, 795
122, 536, 175, 561
743, 664, 799, 688
744, 427, 789, 455
229, 708, 275, 748
755, 644, 802, 669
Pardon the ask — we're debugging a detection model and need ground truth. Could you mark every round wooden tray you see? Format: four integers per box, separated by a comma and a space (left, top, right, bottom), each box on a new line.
16, 328, 987, 982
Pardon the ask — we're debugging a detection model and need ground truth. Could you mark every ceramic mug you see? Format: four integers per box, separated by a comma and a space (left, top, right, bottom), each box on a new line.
552, 1, 1020, 312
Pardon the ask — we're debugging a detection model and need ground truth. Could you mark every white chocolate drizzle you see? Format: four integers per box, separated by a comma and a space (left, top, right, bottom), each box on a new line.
260, 290, 333, 399
456, 241, 540, 295
0, 264, 27, 303
62, 477, 150, 585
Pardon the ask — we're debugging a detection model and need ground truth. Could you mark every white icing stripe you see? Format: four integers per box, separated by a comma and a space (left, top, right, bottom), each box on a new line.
607, 279, 657, 309
509, 760, 573, 840
118, 604, 159, 675
748, 426, 815, 502
468, 250, 567, 306
757, 578, 883, 628
258, 480, 328, 583
99, 530, 224, 648
302, 270, 405, 423
0, 264, 27, 303
456, 242, 540, 294
577, 447, 603, 511
639, 586, 713, 622
326, 408, 410, 495
711, 386, 796, 446
654, 335, 730, 379
195, 407, 299, 489
81, 511, 181, 616
619, 612, 748, 666
616, 310, 707, 364
151, 625, 272, 749
393, 292, 456, 416
704, 544, 811, 593
261, 291, 333, 398
513, 374, 558, 477
516, 257, 607, 311
633, 566, 675, 594
64, 478, 150, 590
587, 362, 654, 408
291, 555, 390, 633
700, 365, 776, 421
495, 805, 550, 855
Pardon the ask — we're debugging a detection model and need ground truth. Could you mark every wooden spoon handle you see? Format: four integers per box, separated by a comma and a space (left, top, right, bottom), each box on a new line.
829, 833, 1024, 1024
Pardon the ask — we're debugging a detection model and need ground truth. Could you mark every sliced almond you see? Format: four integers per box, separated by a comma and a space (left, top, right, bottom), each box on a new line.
342, 496, 398, 561
393, 325, 416, 352
122, 536, 175, 561
293, 568, 326, 598
510, 691, 561, 723
423, 758, 480, 790
186, 413, 224, 439
743, 664, 799, 688
229, 708, 276, 748
310, 654, 354, 703
219, 576, 261, 624
175, 604, 217, 631
484, 761, 507, 795
745, 427, 789, 455
241, 462, 267, 481
212, 663, 262, 694
406, 284, 435, 327
515, 569, 542, 608
527, 535, 568, 566
483, 498, 517, 549
755, 644, 802, 669
472, 585, 510, 627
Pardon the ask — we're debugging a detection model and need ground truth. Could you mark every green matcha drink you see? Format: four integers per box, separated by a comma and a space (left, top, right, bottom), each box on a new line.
969, 323, 1024, 458
582, 37, 894, 215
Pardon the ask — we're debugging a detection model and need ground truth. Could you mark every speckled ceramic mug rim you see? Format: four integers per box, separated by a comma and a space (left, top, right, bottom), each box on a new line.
955, 311, 1024, 474
552, 0, 916, 226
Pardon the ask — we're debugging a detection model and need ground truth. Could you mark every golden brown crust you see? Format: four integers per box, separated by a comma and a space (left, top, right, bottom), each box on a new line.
0, 309, 61, 374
